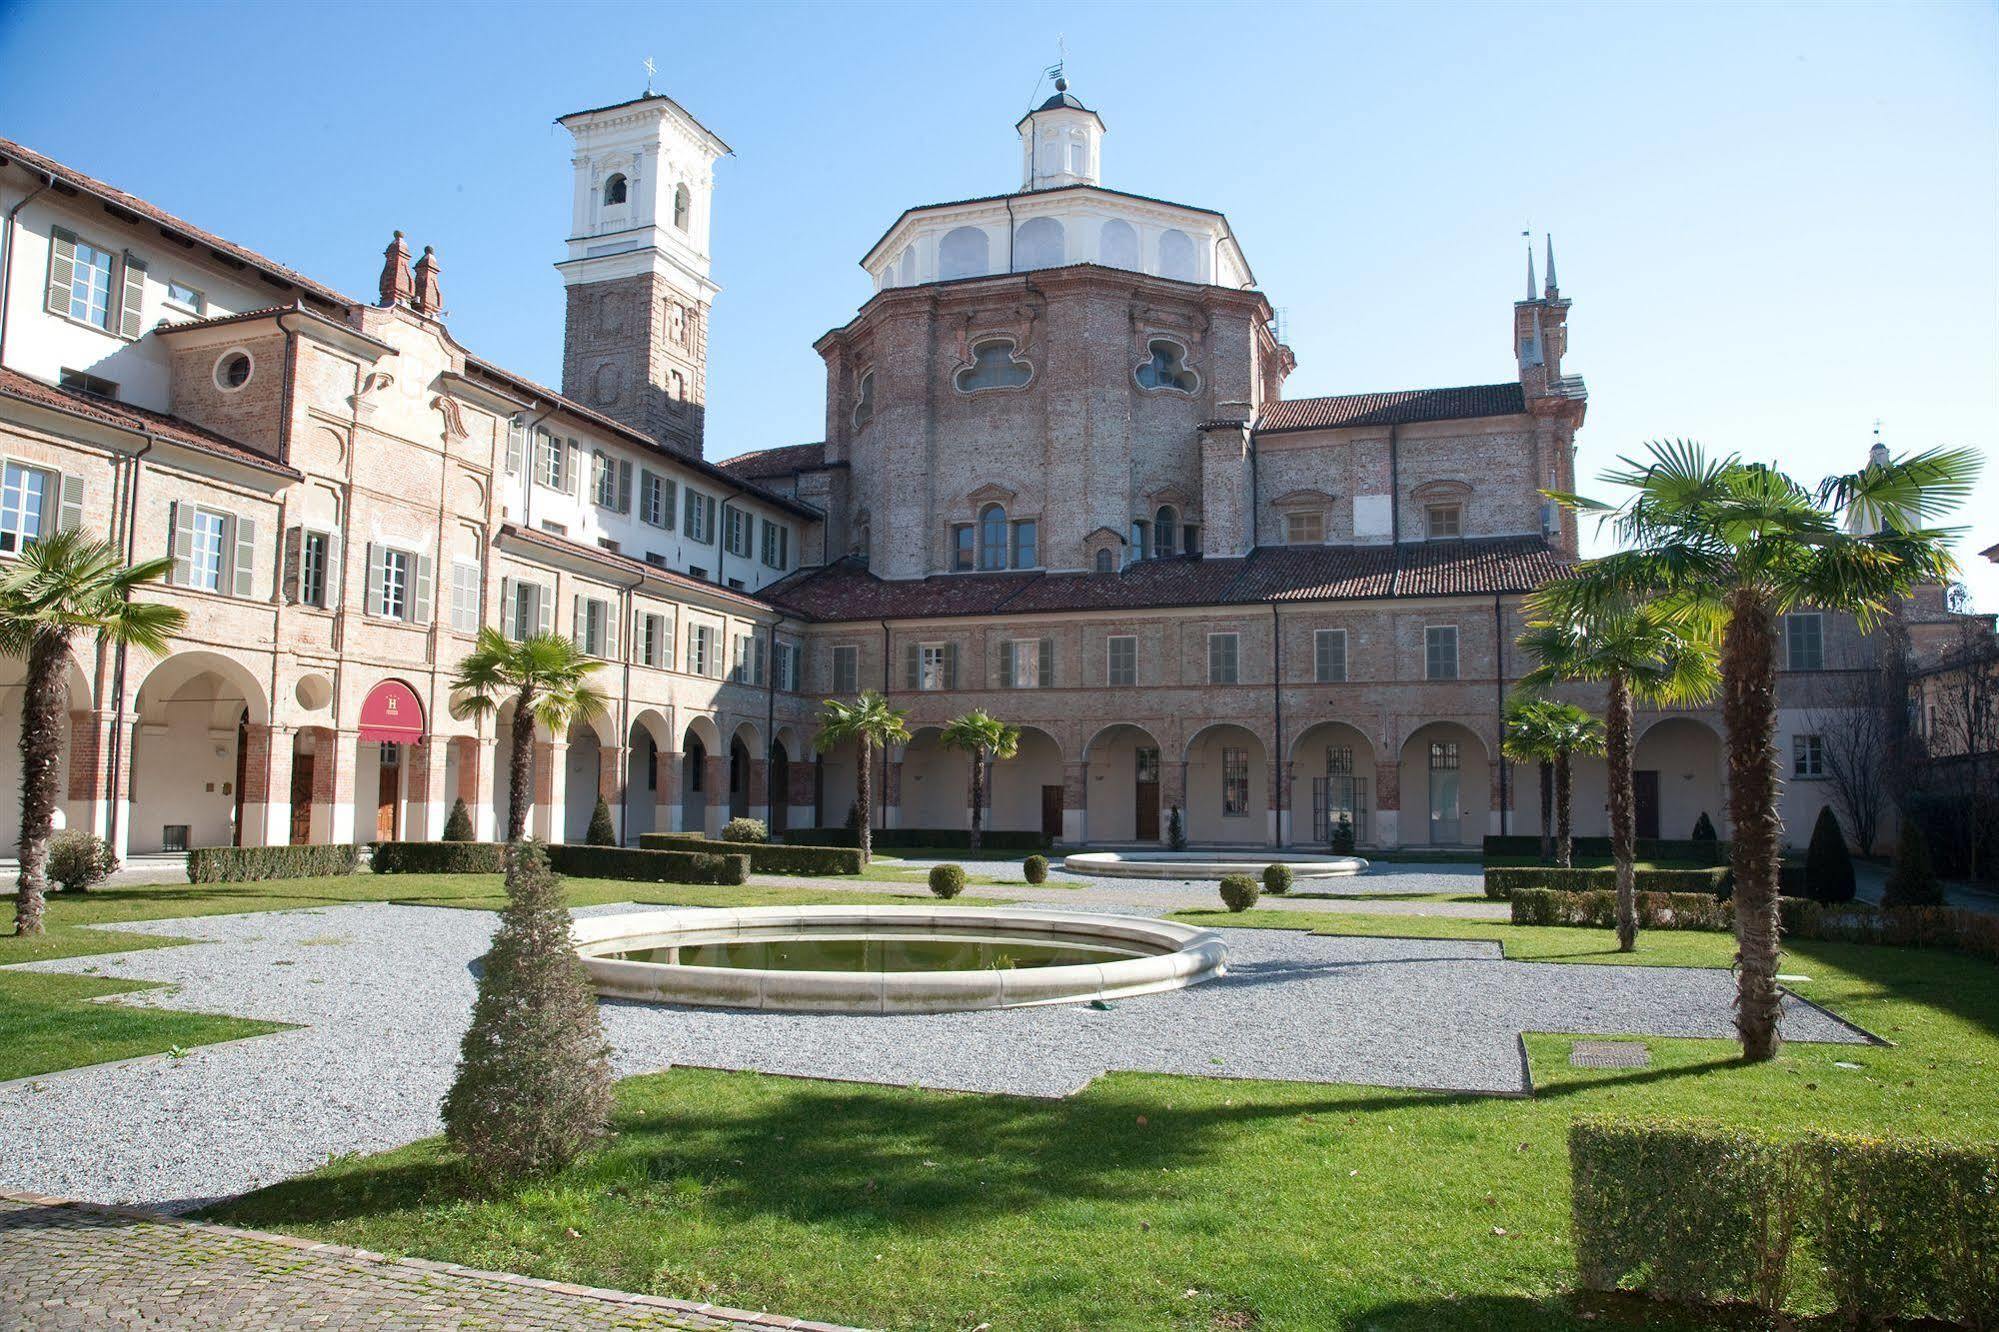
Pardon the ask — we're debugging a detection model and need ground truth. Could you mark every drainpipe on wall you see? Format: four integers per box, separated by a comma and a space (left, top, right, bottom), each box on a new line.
1387, 423, 1401, 546
0, 169, 54, 370
1494, 592, 1509, 836
616, 565, 644, 844
880, 619, 892, 832
764, 619, 779, 818
1271, 599, 1284, 847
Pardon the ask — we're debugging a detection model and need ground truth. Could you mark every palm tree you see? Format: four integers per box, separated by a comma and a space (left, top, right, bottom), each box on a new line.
1520, 592, 1718, 952
941, 709, 1021, 850
1503, 695, 1604, 868
451, 628, 608, 842
1550, 439, 1976, 1058
813, 691, 910, 865
0, 531, 184, 935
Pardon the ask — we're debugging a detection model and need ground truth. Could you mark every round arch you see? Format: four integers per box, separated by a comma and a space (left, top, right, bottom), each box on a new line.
1081, 723, 1165, 844
127, 650, 273, 854
1397, 722, 1490, 848
1289, 721, 1377, 847
1184, 723, 1268, 845
898, 726, 967, 830
1633, 715, 1726, 843
988, 724, 1065, 838
0, 649, 95, 857
623, 708, 673, 843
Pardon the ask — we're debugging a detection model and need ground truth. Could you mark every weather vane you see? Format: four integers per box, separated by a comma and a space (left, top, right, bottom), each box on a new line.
644, 56, 656, 96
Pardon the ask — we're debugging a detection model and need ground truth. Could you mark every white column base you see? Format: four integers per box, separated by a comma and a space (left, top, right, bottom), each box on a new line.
1061, 809, 1085, 846
787, 803, 814, 831
1278, 809, 1294, 847
1488, 810, 1505, 837
1375, 810, 1401, 847
329, 799, 356, 846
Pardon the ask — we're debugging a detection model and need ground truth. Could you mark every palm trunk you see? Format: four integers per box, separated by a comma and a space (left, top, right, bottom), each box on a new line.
969, 748, 986, 851
1538, 760, 1554, 863
856, 735, 874, 865
13, 630, 68, 935
1606, 671, 1637, 952
506, 686, 536, 842
1554, 749, 1575, 870
1725, 588, 1784, 1061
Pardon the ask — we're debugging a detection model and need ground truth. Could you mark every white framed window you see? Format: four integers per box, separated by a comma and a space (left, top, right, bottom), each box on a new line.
640, 470, 674, 528
164, 279, 204, 314
729, 632, 751, 683
502, 578, 548, 641
1285, 510, 1325, 545
537, 430, 568, 490
574, 595, 612, 657
1793, 734, 1826, 778
1107, 634, 1137, 686
450, 560, 481, 633
213, 349, 253, 392
725, 507, 751, 557
634, 611, 669, 668
539, 520, 567, 536
1001, 638, 1050, 689
1315, 628, 1348, 683
367, 543, 435, 624
57, 368, 116, 398
378, 548, 409, 619
978, 504, 1007, 571
1786, 613, 1825, 671
0, 461, 52, 553
297, 529, 335, 608
685, 488, 715, 543
831, 644, 860, 695
776, 641, 799, 691
65, 237, 114, 328
190, 508, 228, 592
1208, 632, 1240, 685
919, 642, 950, 691
1426, 504, 1463, 539
761, 519, 789, 570
951, 523, 974, 571
504, 414, 526, 475
1425, 625, 1459, 681
593, 451, 615, 507
1012, 519, 1038, 570
689, 623, 714, 676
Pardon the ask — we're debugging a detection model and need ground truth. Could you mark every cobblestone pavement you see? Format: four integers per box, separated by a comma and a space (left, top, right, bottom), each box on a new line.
0, 1195, 856, 1331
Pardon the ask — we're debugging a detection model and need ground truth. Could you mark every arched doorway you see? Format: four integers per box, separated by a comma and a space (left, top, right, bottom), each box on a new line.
0, 650, 89, 857
682, 716, 721, 836
625, 710, 671, 844
354, 679, 425, 843
1082, 723, 1164, 844
563, 720, 608, 843
127, 652, 269, 853
1399, 722, 1490, 847
898, 727, 969, 830
1290, 721, 1376, 847
989, 726, 1066, 840
1634, 716, 1726, 843
1185, 724, 1269, 846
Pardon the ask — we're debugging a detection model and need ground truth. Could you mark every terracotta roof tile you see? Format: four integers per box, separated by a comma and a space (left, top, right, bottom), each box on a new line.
720, 442, 830, 480
0, 137, 353, 311
1256, 383, 1527, 433
766, 537, 1571, 622
0, 368, 299, 477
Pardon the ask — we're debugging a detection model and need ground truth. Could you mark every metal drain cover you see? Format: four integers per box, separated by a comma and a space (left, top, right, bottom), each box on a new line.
1570, 1041, 1650, 1069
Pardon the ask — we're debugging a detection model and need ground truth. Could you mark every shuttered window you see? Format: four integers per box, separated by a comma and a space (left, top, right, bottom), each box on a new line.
1000, 638, 1053, 689
189, 509, 227, 591
450, 560, 481, 633
45, 227, 142, 336
500, 578, 551, 641
635, 611, 669, 668
905, 641, 958, 691
362, 545, 430, 622
1425, 625, 1459, 681
169, 501, 255, 595
504, 415, 526, 474
1315, 629, 1348, 683
1208, 632, 1240, 685
573, 595, 615, 657
0, 461, 80, 552
1107, 634, 1137, 686
831, 644, 859, 695
685, 489, 714, 542
283, 526, 340, 608
640, 470, 675, 528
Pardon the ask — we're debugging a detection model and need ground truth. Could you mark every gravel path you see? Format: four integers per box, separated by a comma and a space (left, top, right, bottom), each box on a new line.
0, 896, 1864, 1209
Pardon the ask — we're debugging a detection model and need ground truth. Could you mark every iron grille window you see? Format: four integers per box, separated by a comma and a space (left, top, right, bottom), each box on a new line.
1222, 747, 1250, 817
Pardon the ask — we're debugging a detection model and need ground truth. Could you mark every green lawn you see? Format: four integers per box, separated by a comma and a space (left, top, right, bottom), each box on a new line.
204, 910, 1999, 1331
0, 873, 994, 1082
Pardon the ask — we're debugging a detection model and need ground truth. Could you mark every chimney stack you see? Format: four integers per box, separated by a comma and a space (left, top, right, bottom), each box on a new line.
412, 246, 443, 316
378, 231, 415, 308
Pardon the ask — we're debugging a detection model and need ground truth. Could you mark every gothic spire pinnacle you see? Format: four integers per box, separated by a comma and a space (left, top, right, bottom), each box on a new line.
1544, 233, 1558, 298
1524, 232, 1537, 302
378, 230, 414, 308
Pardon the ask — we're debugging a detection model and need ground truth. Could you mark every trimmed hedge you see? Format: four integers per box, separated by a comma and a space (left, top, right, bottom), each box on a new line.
639, 832, 861, 876
782, 826, 1051, 852
547, 843, 748, 885
187, 844, 359, 883
1572, 1116, 1999, 1323
1484, 865, 1729, 901
1484, 834, 1726, 866
1023, 854, 1049, 885
1509, 888, 1999, 962
372, 841, 508, 874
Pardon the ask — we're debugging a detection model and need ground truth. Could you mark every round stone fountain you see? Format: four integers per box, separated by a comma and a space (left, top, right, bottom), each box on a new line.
1059, 850, 1368, 879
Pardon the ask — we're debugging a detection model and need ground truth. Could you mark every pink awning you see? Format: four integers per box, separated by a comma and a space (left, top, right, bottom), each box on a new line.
358, 679, 424, 745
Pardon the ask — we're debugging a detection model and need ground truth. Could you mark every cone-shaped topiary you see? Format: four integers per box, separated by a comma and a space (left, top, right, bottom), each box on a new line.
1691, 811, 1718, 843
1263, 863, 1293, 895
1330, 812, 1356, 854
1023, 854, 1049, 884
585, 796, 616, 846
1219, 873, 1260, 912
928, 863, 967, 898
1883, 819, 1943, 908
1168, 806, 1187, 851
443, 798, 475, 843
441, 839, 612, 1185
1804, 806, 1856, 904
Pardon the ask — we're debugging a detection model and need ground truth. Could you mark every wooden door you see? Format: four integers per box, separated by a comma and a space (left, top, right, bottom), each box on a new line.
289, 752, 314, 845
1134, 747, 1160, 841
1041, 784, 1064, 841
231, 713, 249, 847
376, 745, 401, 842
1634, 770, 1661, 841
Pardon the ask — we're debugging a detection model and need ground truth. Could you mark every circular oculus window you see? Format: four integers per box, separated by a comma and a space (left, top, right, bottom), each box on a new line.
214, 350, 253, 391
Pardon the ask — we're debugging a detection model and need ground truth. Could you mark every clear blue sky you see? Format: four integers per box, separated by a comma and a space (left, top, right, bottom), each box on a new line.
3, 1, 1993, 599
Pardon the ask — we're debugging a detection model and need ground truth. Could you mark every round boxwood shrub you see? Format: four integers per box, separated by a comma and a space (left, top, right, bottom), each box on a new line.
1023, 853, 1049, 884
722, 817, 769, 844
928, 863, 967, 899
1219, 873, 1260, 913
48, 829, 118, 892
1263, 863, 1294, 896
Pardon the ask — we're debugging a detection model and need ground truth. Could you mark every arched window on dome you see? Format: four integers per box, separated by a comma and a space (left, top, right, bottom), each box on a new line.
978, 504, 1008, 572
1136, 338, 1198, 394
602, 173, 628, 206
954, 338, 1032, 393
1014, 216, 1065, 270
939, 226, 989, 280
1100, 218, 1139, 270
1158, 229, 1198, 282
898, 246, 915, 285
1154, 506, 1179, 558
673, 183, 691, 231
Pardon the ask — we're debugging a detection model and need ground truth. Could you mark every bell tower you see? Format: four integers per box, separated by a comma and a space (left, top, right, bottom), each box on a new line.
556, 89, 729, 459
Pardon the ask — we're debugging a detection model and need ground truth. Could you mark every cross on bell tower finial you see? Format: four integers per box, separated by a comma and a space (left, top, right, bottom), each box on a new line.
643, 56, 656, 95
